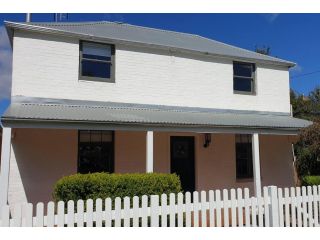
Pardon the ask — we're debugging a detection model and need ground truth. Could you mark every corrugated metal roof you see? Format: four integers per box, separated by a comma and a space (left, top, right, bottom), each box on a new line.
5, 21, 295, 67
1, 102, 311, 131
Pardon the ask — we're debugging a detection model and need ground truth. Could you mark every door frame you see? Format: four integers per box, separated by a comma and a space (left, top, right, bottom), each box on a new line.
169, 134, 197, 192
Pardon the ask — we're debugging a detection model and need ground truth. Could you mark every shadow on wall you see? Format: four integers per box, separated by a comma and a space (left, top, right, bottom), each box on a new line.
9, 128, 78, 206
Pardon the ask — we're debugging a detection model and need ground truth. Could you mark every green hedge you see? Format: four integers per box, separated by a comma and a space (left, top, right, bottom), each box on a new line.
301, 176, 320, 186
53, 172, 182, 202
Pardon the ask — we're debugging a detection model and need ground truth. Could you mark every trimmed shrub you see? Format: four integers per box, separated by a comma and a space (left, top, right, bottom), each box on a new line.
301, 176, 320, 186
53, 172, 182, 202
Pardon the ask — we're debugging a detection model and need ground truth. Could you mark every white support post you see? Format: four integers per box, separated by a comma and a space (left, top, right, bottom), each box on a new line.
268, 186, 279, 227
146, 131, 154, 173
252, 133, 261, 197
0, 128, 12, 212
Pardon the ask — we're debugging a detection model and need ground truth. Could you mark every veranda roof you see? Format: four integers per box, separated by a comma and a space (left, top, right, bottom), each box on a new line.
1, 97, 311, 135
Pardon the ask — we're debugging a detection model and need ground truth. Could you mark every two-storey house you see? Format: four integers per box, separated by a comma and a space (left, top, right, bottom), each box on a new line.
0, 20, 311, 209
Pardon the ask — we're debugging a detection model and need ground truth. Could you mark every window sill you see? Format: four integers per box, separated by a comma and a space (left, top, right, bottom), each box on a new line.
79, 77, 115, 83
233, 90, 256, 96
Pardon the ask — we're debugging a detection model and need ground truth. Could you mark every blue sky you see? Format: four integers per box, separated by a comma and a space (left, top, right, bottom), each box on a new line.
0, 13, 320, 116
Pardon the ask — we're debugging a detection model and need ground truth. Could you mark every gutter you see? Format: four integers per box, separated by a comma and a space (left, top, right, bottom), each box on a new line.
0, 116, 303, 136
4, 21, 296, 68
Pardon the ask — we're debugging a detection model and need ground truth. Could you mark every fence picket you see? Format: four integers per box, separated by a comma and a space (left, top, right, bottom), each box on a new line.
237, 188, 243, 227
57, 201, 65, 227
67, 200, 75, 227
104, 198, 112, 227
200, 191, 207, 227
132, 196, 139, 227
47, 201, 55, 227
95, 198, 103, 227
209, 190, 215, 227
21, 203, 27, 227
223, 189, 229, 227
307, 186, 313, 227
244, 188, 250, 227
161, 194, 168, 227
86, 199, 93, 227
318, 185, 320, 226
1, 205, 10, 227
296, 187, 302, 227
35, 203, 44, 227
302, 187, 308, 227
290, 187, 296, 227
257, 195, 263, 227
13, 204, 22, 227
193, 191, 199, 227
313, 186, 319, 227
123, 197, 130, 227
251, 197, 257, 227
185, 192, 192, 227
177, 193, 184, 227
114, 197, 122, 227
284, 188, 290, 227
169, 193, 176, 227
151, 195, 159, 227
230, 189, 237, 227
215, 190, 222, 227
25, 203, 33, 227
263, 187, 269, 227
77, 200, 84, 227
141, 195, 148, 227
278, 188, 284, 227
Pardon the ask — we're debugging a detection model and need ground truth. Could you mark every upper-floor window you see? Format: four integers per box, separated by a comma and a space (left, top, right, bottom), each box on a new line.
235, 134, 253, 179
79, 41, 115, 82
233, 62, 255, 94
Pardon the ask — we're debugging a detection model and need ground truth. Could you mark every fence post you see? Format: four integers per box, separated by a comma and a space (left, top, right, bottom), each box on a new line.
268, 186, 279, 227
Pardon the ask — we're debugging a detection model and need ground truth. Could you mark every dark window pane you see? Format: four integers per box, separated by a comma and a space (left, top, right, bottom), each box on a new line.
234, 63, 253, 77
82, 42, 111, 59
235, 134, 253, 179
78, 131, 114, 174
234, 77, 252, 92
81, 60, 111, 79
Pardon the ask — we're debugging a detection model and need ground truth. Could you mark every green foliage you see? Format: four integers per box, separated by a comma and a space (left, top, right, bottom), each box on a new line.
53, 172, 182, 202
301, 176, 320, 186
295, 121, 320, 176
291, 87, 320, 178
290, 89, 313, 120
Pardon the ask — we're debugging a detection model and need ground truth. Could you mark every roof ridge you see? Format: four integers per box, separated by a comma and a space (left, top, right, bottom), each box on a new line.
114, 22, 198, 38
26, 20, 199, 38
26, 21, 109, 27
195, 34, 292, 64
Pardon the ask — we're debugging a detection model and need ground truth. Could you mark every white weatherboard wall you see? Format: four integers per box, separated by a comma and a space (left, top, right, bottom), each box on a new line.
12, 30, 291, 113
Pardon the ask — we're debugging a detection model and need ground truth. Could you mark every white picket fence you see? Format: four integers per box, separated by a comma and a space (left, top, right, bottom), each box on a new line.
1, 185, 320, 227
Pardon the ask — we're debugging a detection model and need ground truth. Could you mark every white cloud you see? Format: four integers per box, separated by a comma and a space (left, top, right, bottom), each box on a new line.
0, 26, 12, 100
261, 13, 280, 23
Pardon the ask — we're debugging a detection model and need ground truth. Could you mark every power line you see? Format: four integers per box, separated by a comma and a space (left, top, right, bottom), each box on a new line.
291, 70, 320, 79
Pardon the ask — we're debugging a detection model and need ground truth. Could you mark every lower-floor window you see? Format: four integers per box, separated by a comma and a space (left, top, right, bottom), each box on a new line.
235, 134, 253, 179
78, 130, 114, 174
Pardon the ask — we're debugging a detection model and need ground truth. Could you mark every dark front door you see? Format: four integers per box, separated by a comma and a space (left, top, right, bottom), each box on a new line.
170, 136, 195, 193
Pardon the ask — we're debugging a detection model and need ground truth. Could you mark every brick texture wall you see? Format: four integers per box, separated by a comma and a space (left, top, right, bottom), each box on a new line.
11, 30, 291, 113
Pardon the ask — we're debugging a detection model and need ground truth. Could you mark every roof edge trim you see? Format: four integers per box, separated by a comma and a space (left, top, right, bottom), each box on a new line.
4, 21, 296, 68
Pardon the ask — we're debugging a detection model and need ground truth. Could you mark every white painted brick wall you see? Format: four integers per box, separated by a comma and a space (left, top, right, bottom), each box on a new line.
11, 30, 291, 113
